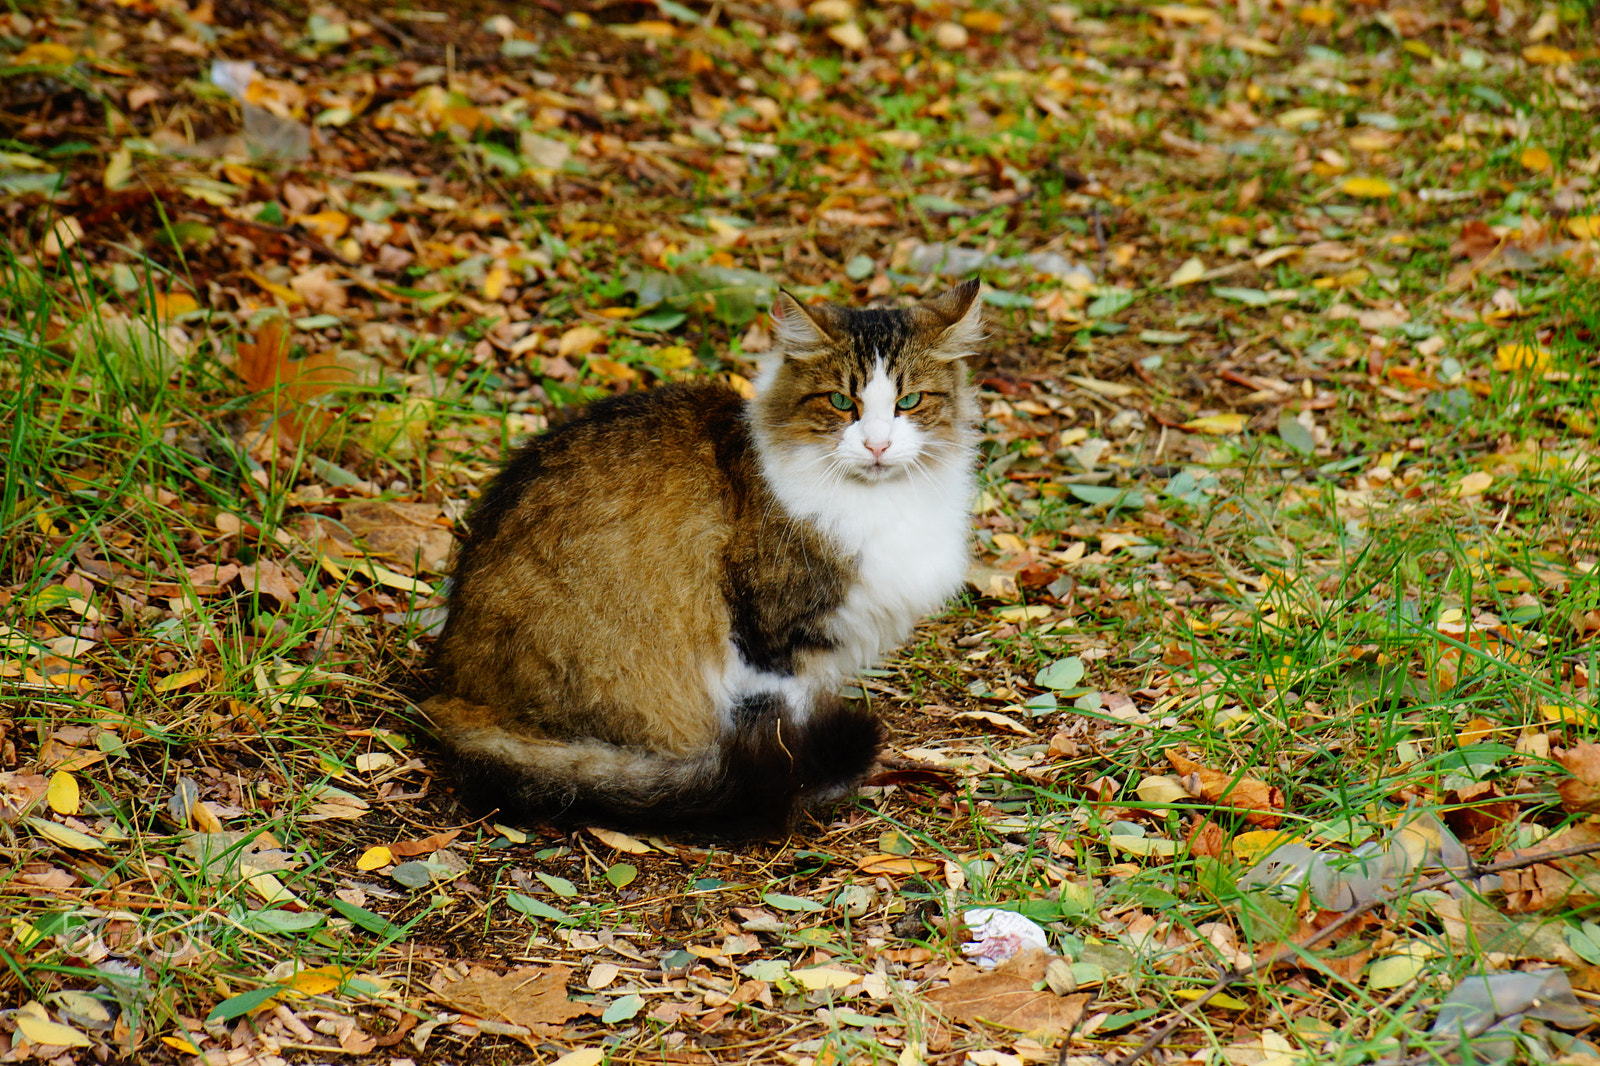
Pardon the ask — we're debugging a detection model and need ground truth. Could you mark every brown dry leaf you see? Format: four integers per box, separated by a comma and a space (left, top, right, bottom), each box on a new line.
235, 561, 301, 606
1187, 817, 1229, 859
388, 829, 461, 858
926, 951, 1091, 1038
1167, 750, 1284, 828
429, 965, 595, 1039
1554, 742, 1600, 813
338, 501, 453, 574
1498, 823, 1600, 913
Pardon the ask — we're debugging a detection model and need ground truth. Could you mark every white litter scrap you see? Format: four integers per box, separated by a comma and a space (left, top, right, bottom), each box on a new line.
961, 908, 1051, 969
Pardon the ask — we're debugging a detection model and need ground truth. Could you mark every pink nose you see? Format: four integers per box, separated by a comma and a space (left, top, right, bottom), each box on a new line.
865, 441, 889, 461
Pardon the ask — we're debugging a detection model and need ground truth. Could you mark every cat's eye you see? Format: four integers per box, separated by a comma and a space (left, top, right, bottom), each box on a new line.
828, 392, 854, 411
896, 392, 923, 411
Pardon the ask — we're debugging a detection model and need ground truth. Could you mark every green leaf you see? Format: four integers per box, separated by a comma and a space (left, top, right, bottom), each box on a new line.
981, 289, 1035, 309
1035, 657, 1085, 691
762, 892, 824, 912
328, 900, 402, 938
602, 993, 644, 1024
656, 0, 701, 23
1086, 290, 1135, 318
537, 872, 579, 897
1067, 483, 1144, 509
239, 909, 326, 934
845, 254, 876, 281
1211, 286, 1295, 307
206, 985, 280, 1024
911, 193, 967, 215
506, 891, 576, 925
631, 309, 687, 332
1277, 411, 1315, 456
605, 863, 638, 888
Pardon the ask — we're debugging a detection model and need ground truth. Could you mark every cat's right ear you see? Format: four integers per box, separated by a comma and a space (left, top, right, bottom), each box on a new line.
771, 289, 836, 358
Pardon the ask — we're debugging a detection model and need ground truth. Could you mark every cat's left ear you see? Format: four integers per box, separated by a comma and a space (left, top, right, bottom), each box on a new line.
920, 278, 984, 361
771, 289, 839, 359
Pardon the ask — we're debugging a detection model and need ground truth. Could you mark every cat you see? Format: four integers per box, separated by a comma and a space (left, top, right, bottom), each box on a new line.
422, 279, 983, 838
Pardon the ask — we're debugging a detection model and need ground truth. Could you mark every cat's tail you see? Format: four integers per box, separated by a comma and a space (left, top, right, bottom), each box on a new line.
422, 695, 883, 838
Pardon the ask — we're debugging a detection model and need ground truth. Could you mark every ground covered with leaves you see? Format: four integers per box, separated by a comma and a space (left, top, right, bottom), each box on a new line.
4, 0, 1600, 1063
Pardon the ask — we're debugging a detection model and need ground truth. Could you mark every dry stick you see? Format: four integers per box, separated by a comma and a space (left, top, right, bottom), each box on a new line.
1114, 838, 1600, 1066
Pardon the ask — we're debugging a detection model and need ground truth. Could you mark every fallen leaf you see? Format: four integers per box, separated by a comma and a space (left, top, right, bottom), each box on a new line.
1182, 413, 1249, 435
1454, 470, 1494, 497
46, 770, 80, 815
926, 952, 1092, 1038
430, 966, 596, 1039
587, 827, 653, 854
357, 846, 393, 870
1167, 750, 1283, 827
1339, 176, 1396, 198
15, 1003, 92, 1048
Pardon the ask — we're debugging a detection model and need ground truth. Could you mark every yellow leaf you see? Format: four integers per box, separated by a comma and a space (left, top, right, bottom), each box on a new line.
151, 291, 200, 319
244, 269, 301, 304
590, 357, 638, 382
284, 967, 345, 996
792, 966, 860, 991
27, 817, 104, 851
357, 845, 393, 870
725, 372, 756, 399
1494, 343, 1551, 372
1298, 6, 1336, 26
587, 827, 653, 854
1152, 5, 1218, 24
609, 20, 676, 40
1168, 256, 1206, 286
855, 854, 939, 876
826, 21, 868, 50
876, 129, 922, 150
481, 265, 511, 301
296, 210, 350, 241
652, 345, 694, 370
161, 1035, 203, 1055
1542, 704, 1600, 727
961, 9, 1007, 32
156, 667, 207, 693
1454, 470, 1494, 497
558, 325, 605, 359
104, 145, 133, 190
552, 1051, 607, 1066
1134, 775, 1191, 805
994, 604, 1052, 623
243, 868, 302, 906
1230, 830, 1302, 865
1276, 107, 1324, 128
1520, 147, 1553, 173
1523, 44, 1572, 65
14, 42, 77, 65
1339, 176, 1396, 199
1182, 413, 1248, 435
1457, 717, 1496, 745
1173, 987, 1249, 1010
47, 770, 81, 815
15, 1003, 92, 1048
1568, 216, 1600, 240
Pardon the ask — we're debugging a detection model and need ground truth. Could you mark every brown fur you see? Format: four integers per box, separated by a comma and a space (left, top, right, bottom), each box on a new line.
424, 282, 982, 837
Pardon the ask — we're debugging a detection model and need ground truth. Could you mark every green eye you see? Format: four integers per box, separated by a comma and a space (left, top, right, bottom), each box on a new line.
896, 392, 923, 411
828, 392, 853, 411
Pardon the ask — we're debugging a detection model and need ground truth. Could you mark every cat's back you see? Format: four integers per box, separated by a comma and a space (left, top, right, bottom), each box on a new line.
465, 381, 754, 549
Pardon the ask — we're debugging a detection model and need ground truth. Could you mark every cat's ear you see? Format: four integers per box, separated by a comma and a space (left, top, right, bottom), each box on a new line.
771, 289, 837, 358
921, 278, 984, 361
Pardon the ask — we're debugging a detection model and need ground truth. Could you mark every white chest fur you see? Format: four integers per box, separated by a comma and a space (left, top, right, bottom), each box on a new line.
762, 444, 974, 682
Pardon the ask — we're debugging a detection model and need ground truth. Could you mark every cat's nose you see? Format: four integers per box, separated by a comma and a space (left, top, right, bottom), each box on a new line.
864, 440, 890, 461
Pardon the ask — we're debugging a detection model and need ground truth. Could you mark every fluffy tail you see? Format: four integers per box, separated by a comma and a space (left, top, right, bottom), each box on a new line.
424, 694, 883, 839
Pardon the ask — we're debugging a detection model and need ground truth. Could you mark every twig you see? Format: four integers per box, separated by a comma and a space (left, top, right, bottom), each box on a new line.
185, 202, 358, 267
1114, 837, 1600, 1066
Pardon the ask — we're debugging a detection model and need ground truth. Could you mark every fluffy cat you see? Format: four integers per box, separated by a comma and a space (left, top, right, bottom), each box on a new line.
423, 280, 982, 837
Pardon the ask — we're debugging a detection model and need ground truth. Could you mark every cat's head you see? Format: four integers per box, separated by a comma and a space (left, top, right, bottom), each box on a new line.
752, 280, 982, 484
